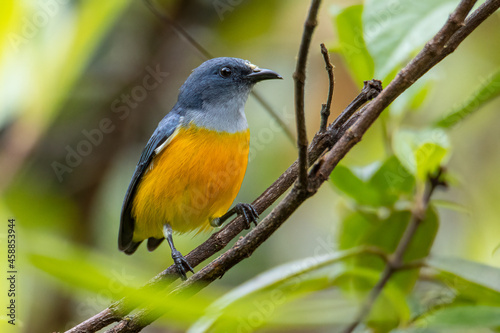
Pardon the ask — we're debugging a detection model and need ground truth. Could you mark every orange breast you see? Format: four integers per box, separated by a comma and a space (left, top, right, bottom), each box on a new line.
131, 124, 250, 240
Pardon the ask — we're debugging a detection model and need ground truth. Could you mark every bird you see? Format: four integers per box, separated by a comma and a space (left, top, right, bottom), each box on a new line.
119, 57, 282, 279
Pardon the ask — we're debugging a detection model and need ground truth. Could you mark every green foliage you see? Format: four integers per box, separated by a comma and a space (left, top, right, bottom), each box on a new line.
331, 4, 374, 85
28, 240, 216, 326
331, 156, 415, 207
189, 248, 368, 332
392, 129, 450, 184
363, 0, 458, 82
416, 306, 500, 328
435, 68, 500, 128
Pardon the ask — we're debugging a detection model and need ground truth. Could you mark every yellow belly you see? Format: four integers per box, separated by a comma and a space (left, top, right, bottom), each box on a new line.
131, 124, 250, 241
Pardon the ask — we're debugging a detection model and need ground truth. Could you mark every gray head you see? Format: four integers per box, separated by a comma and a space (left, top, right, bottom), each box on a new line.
176, 57, 282, 132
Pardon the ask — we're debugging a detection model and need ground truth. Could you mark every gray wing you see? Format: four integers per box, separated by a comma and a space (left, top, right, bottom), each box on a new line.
119, 111, 182, 254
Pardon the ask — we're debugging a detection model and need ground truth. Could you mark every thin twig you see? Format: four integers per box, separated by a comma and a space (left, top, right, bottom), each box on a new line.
319, 43, 335, 132
293, 0, 322, 190
330, 80, 382, 132
310, 0, 480, 187
342, 169, 447, 333
143, 0, 295, 144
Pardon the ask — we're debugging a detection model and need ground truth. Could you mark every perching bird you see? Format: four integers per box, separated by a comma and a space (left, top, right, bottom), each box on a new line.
119, 57, 282, 279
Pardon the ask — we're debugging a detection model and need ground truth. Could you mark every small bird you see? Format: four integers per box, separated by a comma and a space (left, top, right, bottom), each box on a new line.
119, 57, 282, 279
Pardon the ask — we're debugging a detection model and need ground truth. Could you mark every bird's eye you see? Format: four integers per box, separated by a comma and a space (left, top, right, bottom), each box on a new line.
219, 67, 232, 78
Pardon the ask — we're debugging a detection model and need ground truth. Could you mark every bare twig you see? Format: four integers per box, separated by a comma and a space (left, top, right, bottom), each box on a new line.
309, 0, 481, 187
330, 80, 382, 132
342, 169, 447, 333
143, 0, 295, 144
319, 43, 335, 132
293, 0, 322, 190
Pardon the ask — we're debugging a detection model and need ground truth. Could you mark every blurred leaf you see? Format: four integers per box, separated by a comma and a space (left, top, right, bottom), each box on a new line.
5, 176, 78, 235
369, 155, 415, 205
29, 248, 216, 326
392, 129, 450, 182
340, 208, 438, 294
0, 0, 18, 61
265, 295, 357, 328
334, 267, 411, 330
415, 305, 500, 328
331, 165, 381, 206
428, 256, 500, 294
390, 77, 434, 118
331, 4, 374, 85
426, 256, 500, 311
435, 68, 500, 128
331, 156, 415, 207
188, 248, 369, 333
216, 0, 281, 43
363, 0, 457, 81
338, 211, 376, 250
432, 199, 469, 214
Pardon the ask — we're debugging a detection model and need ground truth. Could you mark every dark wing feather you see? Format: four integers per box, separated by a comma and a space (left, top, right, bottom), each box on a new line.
118, 111, 182, 254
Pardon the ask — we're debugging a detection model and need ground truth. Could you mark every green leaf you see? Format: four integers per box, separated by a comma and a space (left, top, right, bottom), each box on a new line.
392, 129, 450, 182
331, 4, 374, 85
428, 256, 500, 295
338, 211, 377, 250
432, 199, 470, 214
390, 77, 434, 118
28, 245, 215, 326
363, 0, 458, 81
334, 267, 411, 331
339, 208, 438, 294
369, 155, 415, 205
331, 165, 381, 206
435, 68, 500, 128
416, 306, 500, 328
426, 256, 500, 311
331, 156, 415, 207
188, 248, 369, 333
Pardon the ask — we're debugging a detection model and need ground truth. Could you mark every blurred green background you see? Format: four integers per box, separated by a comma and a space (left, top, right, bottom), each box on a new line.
0, 0, 499, 332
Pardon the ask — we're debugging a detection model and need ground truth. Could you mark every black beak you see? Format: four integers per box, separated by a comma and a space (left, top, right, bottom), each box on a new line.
247, 68, 283, 81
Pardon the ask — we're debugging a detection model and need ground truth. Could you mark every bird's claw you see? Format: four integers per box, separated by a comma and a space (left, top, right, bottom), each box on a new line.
234, 203, 259, 229
171, 250, 194, 280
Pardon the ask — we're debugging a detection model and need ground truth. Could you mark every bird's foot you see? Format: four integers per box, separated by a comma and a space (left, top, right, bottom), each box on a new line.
234, 203, 259, 229
171, 249, 194, 280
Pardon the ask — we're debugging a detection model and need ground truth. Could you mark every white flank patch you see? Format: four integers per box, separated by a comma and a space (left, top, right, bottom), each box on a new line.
154, 120, 182, 156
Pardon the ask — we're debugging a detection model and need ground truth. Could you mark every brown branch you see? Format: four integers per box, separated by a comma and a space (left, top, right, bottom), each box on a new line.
65, 83, 380, 333
319, 43, 335, 132
293, 0, 322, 190
309, 0, 481, 186
67, 0, 500, 331
143, 0, 295, 144
342, 169, 447, 333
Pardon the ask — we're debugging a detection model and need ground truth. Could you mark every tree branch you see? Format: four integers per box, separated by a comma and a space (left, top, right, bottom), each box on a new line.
309, 0, 482, 186
342, 169, 447, 333
66, 83, 381, 333
319, 43, 335, 132
67, 0, 500, 331
293, 0, 322, 190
